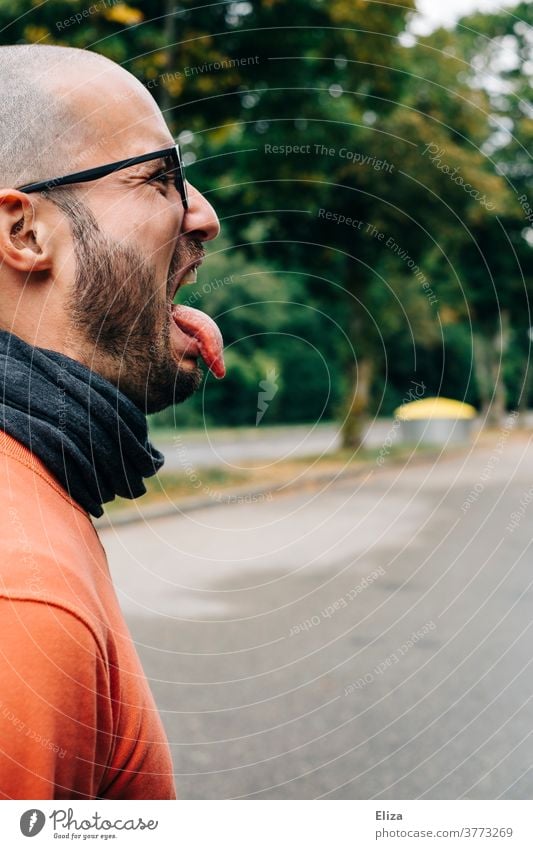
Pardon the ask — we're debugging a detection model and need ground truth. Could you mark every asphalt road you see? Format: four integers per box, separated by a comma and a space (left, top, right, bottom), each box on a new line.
152, 415, 533, 471
150, 419, 408, 471
100, 428, 533, 799
151, 423, 343, 470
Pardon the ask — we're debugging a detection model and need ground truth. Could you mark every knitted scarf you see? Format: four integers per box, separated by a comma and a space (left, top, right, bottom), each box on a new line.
0, 330, 164, 517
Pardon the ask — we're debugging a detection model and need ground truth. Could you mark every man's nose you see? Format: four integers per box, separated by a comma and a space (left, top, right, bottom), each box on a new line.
182, 181, 220, 241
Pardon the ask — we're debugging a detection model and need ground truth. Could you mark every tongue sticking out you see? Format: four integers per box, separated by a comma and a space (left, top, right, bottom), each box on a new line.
171, 304, 226, 379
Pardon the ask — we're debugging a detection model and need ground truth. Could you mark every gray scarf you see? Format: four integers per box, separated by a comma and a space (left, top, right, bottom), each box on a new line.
0, 330, 164, 517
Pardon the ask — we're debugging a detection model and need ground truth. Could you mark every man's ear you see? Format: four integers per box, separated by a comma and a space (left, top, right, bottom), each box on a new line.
0, 189, 53, 273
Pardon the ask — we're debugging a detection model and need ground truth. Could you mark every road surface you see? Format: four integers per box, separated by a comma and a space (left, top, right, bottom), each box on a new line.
151, 423, 343, 470
150, 419, 411, 471
100, 428, 533, 799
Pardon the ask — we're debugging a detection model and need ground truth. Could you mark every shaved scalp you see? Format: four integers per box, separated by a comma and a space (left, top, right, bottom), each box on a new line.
0, 44, 117, 190
0, 44, 206, 413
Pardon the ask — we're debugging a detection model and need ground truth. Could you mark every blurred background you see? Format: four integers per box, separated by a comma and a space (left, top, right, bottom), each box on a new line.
6, 0, 533, 799
2, 0, 530, 442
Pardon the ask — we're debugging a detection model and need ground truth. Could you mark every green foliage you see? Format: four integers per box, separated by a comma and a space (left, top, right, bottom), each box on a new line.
3, 0, 532, 429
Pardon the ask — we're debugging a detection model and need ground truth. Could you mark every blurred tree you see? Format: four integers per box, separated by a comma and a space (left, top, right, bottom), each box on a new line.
2, 0, 530, 434
192, 0, 431, 446
197, 0, 523, 441
449, 2, 533, 421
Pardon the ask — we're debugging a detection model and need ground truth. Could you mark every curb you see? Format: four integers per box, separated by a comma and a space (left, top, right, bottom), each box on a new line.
94, 466, 368, 529
94, 446, 455, 529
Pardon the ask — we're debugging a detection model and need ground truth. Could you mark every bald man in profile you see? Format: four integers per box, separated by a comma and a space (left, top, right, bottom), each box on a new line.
0, 44, 224, 799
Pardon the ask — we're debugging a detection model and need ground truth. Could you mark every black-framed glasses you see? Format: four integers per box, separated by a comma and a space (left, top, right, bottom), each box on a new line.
16, 143, 189, 210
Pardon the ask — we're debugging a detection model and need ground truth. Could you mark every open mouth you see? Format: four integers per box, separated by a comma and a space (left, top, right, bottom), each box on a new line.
168, 258, 226, 379
170, 259, 202, 301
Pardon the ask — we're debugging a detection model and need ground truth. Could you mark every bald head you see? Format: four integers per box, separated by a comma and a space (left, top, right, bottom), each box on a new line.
0, 44, 161, 191
0, 44, 220, 409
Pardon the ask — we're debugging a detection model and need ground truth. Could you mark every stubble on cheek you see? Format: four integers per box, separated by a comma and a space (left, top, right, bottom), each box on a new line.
66, 228, 203, 412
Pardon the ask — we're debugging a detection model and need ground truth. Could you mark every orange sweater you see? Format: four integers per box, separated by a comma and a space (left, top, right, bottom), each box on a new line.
0, 430, 176, 799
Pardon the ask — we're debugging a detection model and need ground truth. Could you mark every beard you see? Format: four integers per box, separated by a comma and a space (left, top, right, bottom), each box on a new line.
59, 193, 203, 414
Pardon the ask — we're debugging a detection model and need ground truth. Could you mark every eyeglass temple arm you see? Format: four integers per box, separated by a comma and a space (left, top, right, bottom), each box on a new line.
17, 146, 179, 194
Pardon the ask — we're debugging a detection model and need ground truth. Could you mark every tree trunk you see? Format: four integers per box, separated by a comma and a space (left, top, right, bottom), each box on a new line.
517, 336, 532, 422
474, 331, 491, 418
475, 310, 510, 428
340, 357, 374, 449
